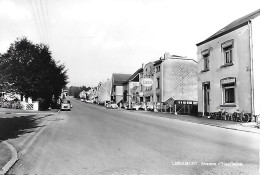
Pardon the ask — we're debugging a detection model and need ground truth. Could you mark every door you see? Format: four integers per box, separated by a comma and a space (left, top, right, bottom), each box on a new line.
203, 84, 210, 114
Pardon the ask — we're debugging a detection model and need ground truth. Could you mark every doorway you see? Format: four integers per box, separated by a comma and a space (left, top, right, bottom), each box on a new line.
203, 83, 210, 115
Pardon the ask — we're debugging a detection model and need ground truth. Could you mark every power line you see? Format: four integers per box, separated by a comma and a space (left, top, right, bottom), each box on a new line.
44, 0, 53, 47
34, 0, 48, 44
28, 0, 44, 42
39, 0, 50, 45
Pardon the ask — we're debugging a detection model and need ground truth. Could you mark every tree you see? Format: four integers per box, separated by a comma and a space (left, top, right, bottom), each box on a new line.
0, 37, 68, 109
68, 86, 91, 98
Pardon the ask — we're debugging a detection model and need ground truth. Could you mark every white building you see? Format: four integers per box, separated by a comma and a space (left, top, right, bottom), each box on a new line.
196, 9, 260, 117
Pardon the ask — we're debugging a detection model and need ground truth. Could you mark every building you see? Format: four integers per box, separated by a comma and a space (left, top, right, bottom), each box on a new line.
149, 53, 197, 113
97, 79, 112, 104
79, 90, 87, 99
111, 73, 132, 105
122, 68, 143, 107
196, 9, 260, 117
121, 52, 197, 113
142, 62, 154, 103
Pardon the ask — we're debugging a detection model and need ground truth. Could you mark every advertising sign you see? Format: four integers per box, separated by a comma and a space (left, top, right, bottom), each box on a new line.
141, 78, 153, 87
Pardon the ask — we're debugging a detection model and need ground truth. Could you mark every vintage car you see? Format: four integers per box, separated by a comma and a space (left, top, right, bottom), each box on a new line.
60, 100, 72, 111
132, 102, 147, 110
146, 102, 154, 111
106, 102, 118, 109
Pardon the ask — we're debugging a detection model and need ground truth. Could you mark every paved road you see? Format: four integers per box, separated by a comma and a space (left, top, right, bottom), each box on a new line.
8, 97, 259, 174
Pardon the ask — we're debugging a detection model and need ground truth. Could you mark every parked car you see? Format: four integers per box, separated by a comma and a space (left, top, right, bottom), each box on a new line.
85, 100, 94, 103
139, 102, 147, 110
132, 103, 141, 110
146, 102, 154, 111
60, 100, 72, 111
106, 102, 118, 109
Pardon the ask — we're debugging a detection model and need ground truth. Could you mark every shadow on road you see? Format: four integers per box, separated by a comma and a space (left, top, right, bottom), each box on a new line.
0, 115, 45, 141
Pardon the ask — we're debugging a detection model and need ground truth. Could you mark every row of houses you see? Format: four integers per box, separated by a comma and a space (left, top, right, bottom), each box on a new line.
87, 9, 260, 118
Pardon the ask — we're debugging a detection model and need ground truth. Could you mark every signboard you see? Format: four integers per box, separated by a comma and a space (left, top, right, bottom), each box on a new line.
220, 77, 236, 84
141, 78, 153, 87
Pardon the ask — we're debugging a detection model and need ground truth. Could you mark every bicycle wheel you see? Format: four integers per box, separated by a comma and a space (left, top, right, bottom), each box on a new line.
232, 112, 237, 121
243, 114, 249, 122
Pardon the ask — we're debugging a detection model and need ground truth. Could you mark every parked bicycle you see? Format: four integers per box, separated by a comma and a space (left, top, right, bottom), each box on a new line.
232, 110, 252, 122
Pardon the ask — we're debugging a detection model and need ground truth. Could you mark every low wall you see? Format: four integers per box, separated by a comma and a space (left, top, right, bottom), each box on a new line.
0, 101, 39, 111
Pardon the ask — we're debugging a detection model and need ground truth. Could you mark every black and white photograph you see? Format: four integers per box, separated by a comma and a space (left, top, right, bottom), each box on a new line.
0, 0, 259, 174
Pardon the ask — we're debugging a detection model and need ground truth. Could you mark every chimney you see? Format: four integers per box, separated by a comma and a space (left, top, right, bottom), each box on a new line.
164, 52, 170, 59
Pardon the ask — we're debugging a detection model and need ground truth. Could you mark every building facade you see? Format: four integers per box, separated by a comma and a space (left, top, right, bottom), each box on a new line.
196, 9, 260, 117
111, 73, 132, 104
97, 79, 112, 104
122, 68, 142, 107
123, 52, 197, 113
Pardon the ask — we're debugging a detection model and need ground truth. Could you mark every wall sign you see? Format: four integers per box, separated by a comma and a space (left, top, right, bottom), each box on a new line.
220, 77, 236, 84
141, 78, 153, 87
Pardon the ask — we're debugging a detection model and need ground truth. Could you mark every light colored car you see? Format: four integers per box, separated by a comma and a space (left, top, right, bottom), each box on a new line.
106, 102, 118, 109
140, 102, 147, 110
60, 100, 72, 111
146, 102, 154, 111
132, 103, 141, 110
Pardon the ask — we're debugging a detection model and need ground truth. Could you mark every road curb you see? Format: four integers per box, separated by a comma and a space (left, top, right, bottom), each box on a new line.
0, 141, 18, 175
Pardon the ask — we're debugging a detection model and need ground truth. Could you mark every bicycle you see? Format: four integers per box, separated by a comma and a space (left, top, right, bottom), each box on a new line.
232, 110, 251, 122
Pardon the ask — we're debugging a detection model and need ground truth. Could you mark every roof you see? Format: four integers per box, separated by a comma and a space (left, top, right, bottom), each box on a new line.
125, 68, 143, 83
197, 8, 260, 46
154, 59, 163, 66
112, 73, 132, 86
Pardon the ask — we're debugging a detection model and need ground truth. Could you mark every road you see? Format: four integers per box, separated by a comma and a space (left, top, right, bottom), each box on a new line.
8, 97, 259, 175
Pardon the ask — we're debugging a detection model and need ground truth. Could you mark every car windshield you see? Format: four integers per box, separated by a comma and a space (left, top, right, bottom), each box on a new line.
62, 100, 70, 104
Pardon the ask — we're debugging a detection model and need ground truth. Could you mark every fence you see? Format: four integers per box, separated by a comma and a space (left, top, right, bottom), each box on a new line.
0, 101, 39, 111
155, 100, 198, 115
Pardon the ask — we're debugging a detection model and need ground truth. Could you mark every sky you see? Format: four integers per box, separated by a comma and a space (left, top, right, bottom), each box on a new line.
0, 0, 259, 87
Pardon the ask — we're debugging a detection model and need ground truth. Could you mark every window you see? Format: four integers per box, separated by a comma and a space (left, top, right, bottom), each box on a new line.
156, 77, 160, 89
224, 47, 232, 64
221, 77, 236, 105
223, 83, 235, 104
204, 55, 209, 70
145, 96, 150, 102
156, 66, 160, 72
201, 49, 210, 72
157, 95, 160, 102
222, 40, 234, 66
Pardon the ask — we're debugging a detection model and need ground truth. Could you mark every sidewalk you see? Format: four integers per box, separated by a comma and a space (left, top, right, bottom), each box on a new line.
0, 142, 11, 173
125, 109, 260, 134
0, 108, 58, 174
